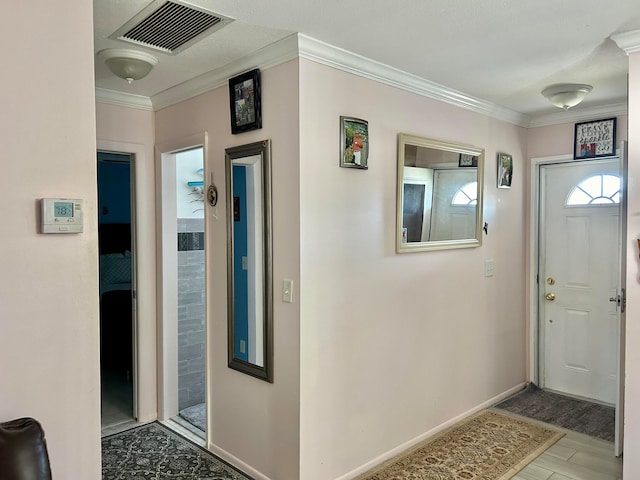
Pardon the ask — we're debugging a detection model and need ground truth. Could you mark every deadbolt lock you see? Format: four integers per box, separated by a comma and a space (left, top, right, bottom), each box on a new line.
546, 277, 555, 285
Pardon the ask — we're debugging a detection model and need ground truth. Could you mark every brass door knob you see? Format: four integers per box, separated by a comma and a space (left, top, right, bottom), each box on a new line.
545, 292, 556, 301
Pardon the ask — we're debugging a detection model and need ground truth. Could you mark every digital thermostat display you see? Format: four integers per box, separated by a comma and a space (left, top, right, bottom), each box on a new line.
54, 202, 73, 218
40, 198, 83, 234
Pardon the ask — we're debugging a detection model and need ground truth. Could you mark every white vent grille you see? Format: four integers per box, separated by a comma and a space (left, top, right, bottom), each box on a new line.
110, 0, 233, 55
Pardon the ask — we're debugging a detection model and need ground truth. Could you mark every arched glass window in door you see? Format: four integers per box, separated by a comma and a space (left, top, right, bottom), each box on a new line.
566, 174, 620, 205
452, 182, 477, 206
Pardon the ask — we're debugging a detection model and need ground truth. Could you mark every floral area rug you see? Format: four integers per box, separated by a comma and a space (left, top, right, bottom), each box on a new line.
102, 422, 251, 479
355, 410, 563, 480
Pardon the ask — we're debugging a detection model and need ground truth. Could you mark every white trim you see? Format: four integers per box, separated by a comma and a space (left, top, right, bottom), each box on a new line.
155, 132, 209, 438
529, 154, 573, 384
97, 138, 157, 424
151, 34, 299, 111
94, 32, 627, 127
95, 88, 154, 110
612, 29, 640, 54
528, 153, 622, 385
297, 34, 531, 127
336, 383, 526, 480
529, 102, 628, 128
206, 442, 272, 480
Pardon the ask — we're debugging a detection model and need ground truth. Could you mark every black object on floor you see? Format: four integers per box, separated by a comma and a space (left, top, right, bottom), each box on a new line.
495, 383, 615, 442
102, 422, 252, 479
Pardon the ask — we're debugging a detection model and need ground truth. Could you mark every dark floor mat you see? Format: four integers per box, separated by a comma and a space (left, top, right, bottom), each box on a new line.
495, 383, 615, 442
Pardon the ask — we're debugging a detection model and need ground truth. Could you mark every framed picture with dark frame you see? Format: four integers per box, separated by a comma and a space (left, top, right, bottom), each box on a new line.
497, 152, 513, 189
574, 117, 616, 160
458, 153, 478, 167
229, 69, 262, 135
340, 116, 369, 169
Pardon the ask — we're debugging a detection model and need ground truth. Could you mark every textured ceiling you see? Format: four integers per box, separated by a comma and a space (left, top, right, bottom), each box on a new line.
94, 0, 640, 120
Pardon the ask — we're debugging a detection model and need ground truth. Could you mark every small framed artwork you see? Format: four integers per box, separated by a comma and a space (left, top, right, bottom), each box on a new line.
229, 69, 262, 134
458, 154, 478, 167
340, 116, 369, 169
497, 153, 513, 189
574, 117, 616, 160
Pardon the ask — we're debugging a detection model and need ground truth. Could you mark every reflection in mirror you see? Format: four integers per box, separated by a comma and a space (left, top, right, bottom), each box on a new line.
396, 134, 484, 253
225, 140, 273, 382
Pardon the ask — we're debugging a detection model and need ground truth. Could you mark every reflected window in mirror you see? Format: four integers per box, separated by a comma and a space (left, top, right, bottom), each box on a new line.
452, 182, 477, 206
397, 134, 484, 252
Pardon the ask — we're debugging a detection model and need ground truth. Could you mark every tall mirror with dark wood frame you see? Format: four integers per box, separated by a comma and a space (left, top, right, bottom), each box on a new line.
396, 134, 484, 253
225, 140, 273, 382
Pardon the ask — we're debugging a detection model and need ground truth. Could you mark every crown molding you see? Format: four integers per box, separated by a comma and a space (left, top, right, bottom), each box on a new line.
94, 35, 628, 129
528, 102, 628, 128
95, 88, 154, 110
296, 34, 531, 127
150, 34, 300, 111
95, 32, 532, 126
612, 29, 640, 54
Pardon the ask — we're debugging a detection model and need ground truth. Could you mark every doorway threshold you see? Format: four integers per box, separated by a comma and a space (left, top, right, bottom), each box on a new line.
163, 417, 206, 447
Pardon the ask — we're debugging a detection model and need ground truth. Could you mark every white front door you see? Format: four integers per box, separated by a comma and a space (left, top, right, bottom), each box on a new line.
539, 159, 621, 405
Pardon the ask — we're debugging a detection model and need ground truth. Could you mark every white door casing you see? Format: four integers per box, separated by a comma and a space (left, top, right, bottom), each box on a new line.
539, 159, 621, 405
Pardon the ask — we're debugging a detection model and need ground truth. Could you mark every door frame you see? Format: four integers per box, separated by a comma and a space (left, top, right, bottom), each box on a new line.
97, 138, 157, 424
529, 153, 621, 384
156, 132, 209, 438
529, 151, 625, 442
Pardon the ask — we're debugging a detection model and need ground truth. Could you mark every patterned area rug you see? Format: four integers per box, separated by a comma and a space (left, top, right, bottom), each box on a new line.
355, 410, 563, 480
495, 383, 615, 442
102, 422, 251, 479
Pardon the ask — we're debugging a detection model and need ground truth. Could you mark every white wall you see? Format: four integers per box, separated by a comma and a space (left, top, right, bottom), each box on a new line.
624, 51, 640, 479
0, 1, 101, 478
176, 148, 205, 219
96, 102, 157, 423
298, 59, 528, 480
154, 60, 301, 480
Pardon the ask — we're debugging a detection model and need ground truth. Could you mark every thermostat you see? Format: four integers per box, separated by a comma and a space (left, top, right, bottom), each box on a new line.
40, 198, 84, 233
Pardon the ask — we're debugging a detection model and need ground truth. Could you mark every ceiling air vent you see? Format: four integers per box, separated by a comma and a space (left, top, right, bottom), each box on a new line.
110, 0, 234, 55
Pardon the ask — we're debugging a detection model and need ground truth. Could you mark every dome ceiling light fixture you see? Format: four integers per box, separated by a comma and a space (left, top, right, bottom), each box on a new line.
541, 83, 593, 111
99, 48, 158, 84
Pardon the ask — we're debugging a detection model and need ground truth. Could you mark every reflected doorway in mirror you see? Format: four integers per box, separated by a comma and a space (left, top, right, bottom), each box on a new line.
225, 140, 273, 383
396, 133, 485, 253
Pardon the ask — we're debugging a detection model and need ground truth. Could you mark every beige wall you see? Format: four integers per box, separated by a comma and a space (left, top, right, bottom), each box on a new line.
154, 60, 301, 480
96, 103, 157, 422
0, 1, 101, 478
298, 59, 528, 480
624, 51, 640, 479
527, 116, 628, 159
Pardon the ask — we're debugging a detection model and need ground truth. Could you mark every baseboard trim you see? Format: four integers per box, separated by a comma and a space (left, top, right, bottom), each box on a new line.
206, 442, 272, 480
336, 382, 527, 480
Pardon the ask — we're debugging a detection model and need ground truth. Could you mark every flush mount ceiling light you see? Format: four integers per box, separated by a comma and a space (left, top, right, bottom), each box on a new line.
99, 49, 158, 84
541, 83, 593, 111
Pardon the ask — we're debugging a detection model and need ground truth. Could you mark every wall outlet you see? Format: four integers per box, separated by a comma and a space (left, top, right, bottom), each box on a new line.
240, 340, 246, 354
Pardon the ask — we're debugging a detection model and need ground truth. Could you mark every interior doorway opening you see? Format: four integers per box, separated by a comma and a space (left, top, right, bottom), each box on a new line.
98, 150, 137, 430
158, 140, 208, 440
174, 147, 207, 435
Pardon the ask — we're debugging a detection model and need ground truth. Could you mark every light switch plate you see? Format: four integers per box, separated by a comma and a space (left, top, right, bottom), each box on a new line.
283, 279, 294, 303
484, 259, 495, 277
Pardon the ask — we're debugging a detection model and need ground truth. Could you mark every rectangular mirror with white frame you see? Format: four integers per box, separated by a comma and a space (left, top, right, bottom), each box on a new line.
396, 133, 484, 253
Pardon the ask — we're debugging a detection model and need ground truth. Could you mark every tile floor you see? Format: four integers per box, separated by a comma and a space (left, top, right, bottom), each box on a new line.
101, 368, 133, 432
502, 411, 623, 480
